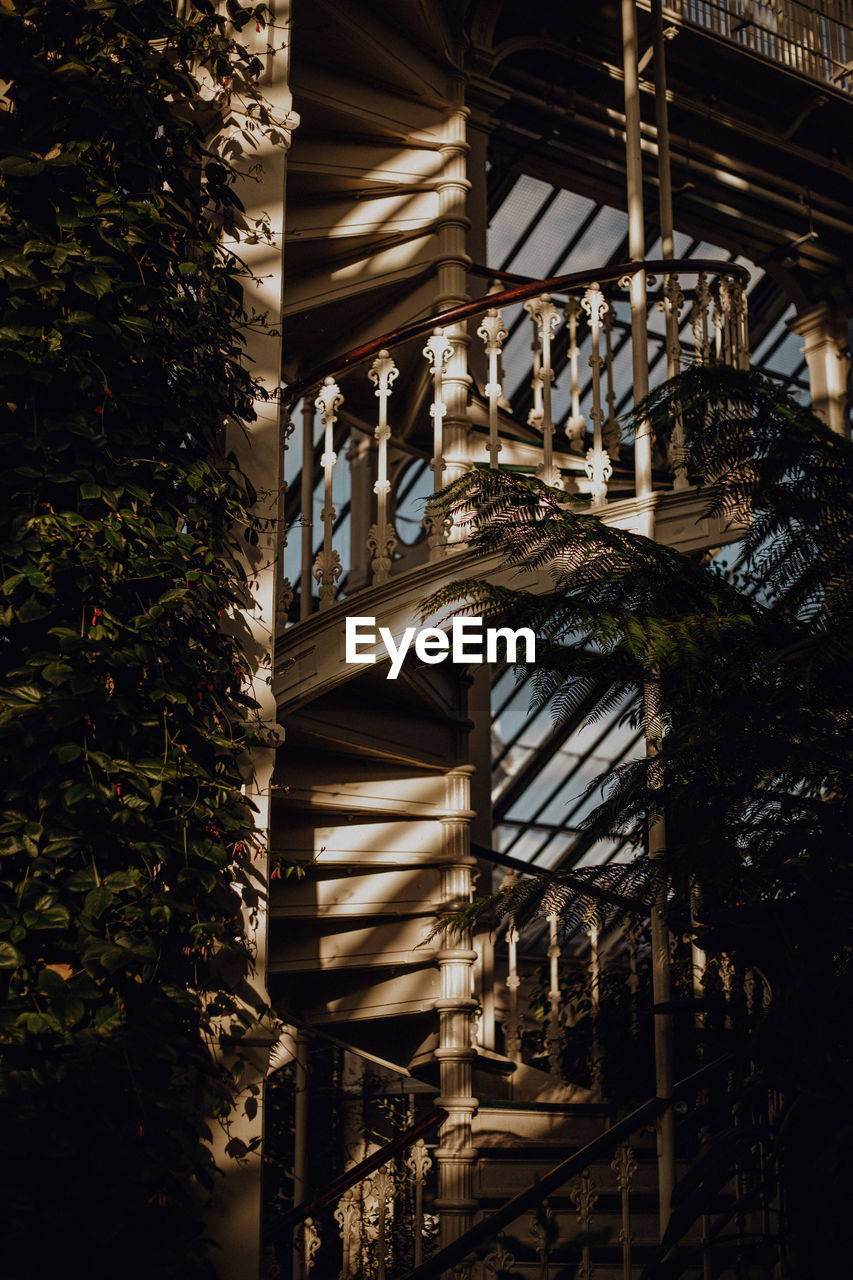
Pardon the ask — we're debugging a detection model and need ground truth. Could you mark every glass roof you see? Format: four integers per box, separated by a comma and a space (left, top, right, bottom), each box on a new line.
487, 172, 809, 875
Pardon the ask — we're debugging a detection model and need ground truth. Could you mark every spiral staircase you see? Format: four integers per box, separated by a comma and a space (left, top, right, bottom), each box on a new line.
245, 2, 853, 1277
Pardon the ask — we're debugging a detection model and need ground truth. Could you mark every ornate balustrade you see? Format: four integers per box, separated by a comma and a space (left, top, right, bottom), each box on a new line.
288, 1107, 446, 1279
668, 0, 853, 92
279, 259, 750, 624
392, 1052, 779, 1280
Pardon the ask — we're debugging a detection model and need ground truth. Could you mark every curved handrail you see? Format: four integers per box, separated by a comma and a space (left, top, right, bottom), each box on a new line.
395, 1053, 737, 1280
283, 256, 750, 406
282, 1104, 447, 1230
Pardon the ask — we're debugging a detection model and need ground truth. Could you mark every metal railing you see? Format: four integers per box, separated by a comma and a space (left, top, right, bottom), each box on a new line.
668, 0, 853, 91
280, 259, 750, 622
288, 1106, 447, 1278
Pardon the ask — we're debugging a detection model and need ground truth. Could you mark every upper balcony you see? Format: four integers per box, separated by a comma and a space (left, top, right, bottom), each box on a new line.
274, 256, 751, 707
667, 0, 853, 93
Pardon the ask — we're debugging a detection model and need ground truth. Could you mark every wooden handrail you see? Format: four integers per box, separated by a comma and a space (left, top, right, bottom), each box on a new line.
282, 1105, 448, 1229
395, 1054, 734, 1280
283, 257, 750, 407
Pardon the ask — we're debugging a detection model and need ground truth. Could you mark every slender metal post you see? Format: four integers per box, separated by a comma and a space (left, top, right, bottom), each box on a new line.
367, 350, 399, 584
652, 0, 674, 261
299, 398, 314, 619
546, 912, 562, 1078
588, 917, 603, 1100
292, 1031, 310, 1279
622, 0, 652, 500
645, 674, 675, 1239
478, 309, 507, 469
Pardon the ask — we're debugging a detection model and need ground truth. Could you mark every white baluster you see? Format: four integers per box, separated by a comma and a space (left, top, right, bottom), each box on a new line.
371, 1165, 394, 1280
477, 308, 507, 469
692, 271, 711, 366
422, 328, 453, 557
367, 350, 399, 584
334, 1189, 361, 1280
312, 377, 343, 610
719, 952, 735, 1030
611, 1143, 638, 1280
528, 322, 544, 432
603, 304, 620, 454
276, 412, 296, 630
295, 1217, 321, 1278
524, 294, 562, 487
733, 276, 750, 370
718, 275, 736, 367
581, 283, 613, 508
588, 917, 602, 1098
406, 1139, 433, 1269
300, 397, 315, 620
546, 911, 562, 1079
712, 286, 724, 364
564, 295, 586, 446
505, 917, 522, 1063
660, 273, 689, 490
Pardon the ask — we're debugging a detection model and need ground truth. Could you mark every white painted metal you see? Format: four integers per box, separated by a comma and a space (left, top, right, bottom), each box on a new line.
313, 377, 344, 609
368, 350, 400, 584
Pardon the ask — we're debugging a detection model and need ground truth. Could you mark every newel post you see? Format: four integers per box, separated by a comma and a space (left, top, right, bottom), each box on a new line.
434, 765, 479, 1252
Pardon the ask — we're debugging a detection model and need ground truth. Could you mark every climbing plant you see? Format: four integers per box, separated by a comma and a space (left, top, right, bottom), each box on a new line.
0, 2, 280, 1275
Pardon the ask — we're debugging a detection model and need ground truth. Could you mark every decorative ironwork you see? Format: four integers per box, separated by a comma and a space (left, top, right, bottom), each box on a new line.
370, 1165, 394, 1280
423, 328, 454, 556
524, 293, 561, 487
546, 911, 563, 1079
581, 284, 612, 506
660, 272, 688, 488
478, 307, 508, 469
611, 1142, 638, 1280
313, 377, 343, 609
367, 349, 399, 584
334, 1189, 361, 1280
406, 1139, 433, 1268
277, 413, 296, 626
505, 916, 522, 1063
484, 1238, 517, 1278
570, 1169, 598, 1280
564, 294, 586, 445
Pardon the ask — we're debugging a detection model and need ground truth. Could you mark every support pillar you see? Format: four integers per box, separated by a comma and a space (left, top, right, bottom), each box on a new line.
790, 303, 851, 437
211, 5, 298, 1277
435, 77, 473, 518
434, 766, 479, 1257
622, 0, 652, 500
644, 675, 675, 1240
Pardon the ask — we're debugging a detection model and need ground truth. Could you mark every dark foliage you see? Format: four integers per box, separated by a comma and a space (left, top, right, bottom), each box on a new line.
425, 365, 853, 1276
0, 2, 278, 1275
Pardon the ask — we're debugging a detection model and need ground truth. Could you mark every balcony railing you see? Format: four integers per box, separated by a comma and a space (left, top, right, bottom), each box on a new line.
280, 259, 750, 624
668, 0, 853, 91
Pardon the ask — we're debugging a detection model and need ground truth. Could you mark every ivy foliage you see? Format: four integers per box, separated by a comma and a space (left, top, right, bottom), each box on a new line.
0, 2, 279, 1275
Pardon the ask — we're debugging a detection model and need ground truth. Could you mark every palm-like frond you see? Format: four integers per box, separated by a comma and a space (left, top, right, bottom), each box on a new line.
426, 365, 853, 929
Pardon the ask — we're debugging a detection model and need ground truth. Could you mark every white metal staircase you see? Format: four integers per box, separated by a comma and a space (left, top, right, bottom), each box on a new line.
262, 4, 805, 1276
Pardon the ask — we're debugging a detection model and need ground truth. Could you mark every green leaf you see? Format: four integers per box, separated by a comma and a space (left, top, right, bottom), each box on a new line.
0, 941, 22, 968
